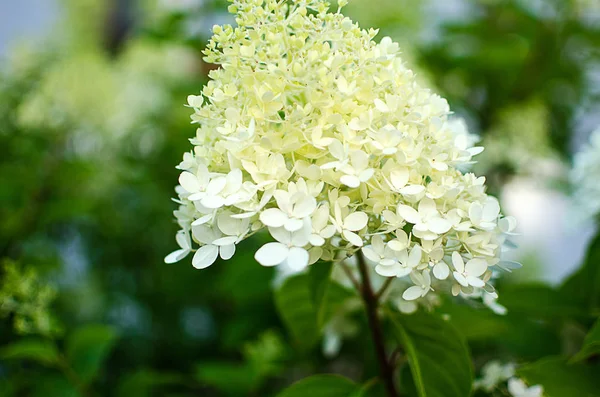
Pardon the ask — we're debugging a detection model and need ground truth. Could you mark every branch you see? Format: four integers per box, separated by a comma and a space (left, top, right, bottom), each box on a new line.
339, 260, 361, 291
375, 277, 395, 302
356, 251, 399, 397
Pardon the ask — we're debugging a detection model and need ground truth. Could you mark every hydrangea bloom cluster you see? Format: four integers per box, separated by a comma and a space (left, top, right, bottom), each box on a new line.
571, 126, 600, 220
166, 0, 517, 301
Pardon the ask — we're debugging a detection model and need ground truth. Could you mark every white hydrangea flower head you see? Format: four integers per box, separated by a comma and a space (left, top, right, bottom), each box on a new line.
166, 0, 517, 301
571, 126, 600, 221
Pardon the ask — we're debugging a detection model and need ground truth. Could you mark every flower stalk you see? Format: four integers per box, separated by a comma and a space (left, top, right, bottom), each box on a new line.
356, 251, 399, 396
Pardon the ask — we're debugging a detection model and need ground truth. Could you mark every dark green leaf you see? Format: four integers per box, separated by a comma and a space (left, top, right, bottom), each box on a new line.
31, 374, 79, 397
274, 271, 353, 349
277, 375, 359, 397
66, 324, 118, 383
311, 262, 354, 329
195, 362, 257, 395
518, 356, 600, 397
0, 339, 59, 366
498, 284, 589, 318
389, 311, 473, 397
440, 301, 510, 341
572, 318, 600, 362
116, 370, 185, 397
275, 274, 320, 349
309, 261, 334, 327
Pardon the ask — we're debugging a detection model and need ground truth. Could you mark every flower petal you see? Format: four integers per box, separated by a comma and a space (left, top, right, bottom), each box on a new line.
428, 217, 452, 234
452, 251, 465, 273
390, 168, 409, 190
212, 236, 238, 246
465, 258, 488, 277
292, 196, 317, 218
343, 212, 368, 231
206, 176, 227, 195
408, 245, 422, 267
254, 242, 289, 267
175, 230, 191, 250
399, 184, 425, 195
402, 286, 424, 301
433, 262, 450, 280
397, 205, 420, 224
466, 276, 485, 288
260, 208, 288, 227
453, 271, 469, 287
286, 247, 309, 271
362, 246, 381, 262
201, 195, 225, 209
192, 245, 219, 269
164, 249, 189, 264
343, 230, 363, 246
375, 264, 399, 277
340, 174, 361, 188
284, 217, 304, 232
179, 171, 200, 193
219, 244, 236, 260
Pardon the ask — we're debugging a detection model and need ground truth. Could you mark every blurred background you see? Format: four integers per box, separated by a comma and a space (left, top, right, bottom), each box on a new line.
1, 0, 599, 395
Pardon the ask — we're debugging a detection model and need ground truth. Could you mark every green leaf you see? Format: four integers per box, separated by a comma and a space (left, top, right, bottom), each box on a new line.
560, 233, 600, 314
517, 356, 600, 397
498, 284, 590, 318
275, 274, 320, 349
439, 301, 510, 341
389, 311, 473, 397
309, 261, 334, 327
66, 324, 118, 384
0, 339, 59, 366
277, 375, 359, 397
274, 270, 353, 349
572, 318, 600, 362
310, 262, 354, 328
30, 375, 79, 397
116, 370, 184, 397
195, 362, 257, 395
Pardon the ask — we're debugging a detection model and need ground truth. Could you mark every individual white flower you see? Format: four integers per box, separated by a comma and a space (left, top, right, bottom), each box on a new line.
469, 197, 501, 231
164, 230, 192, 263
254, 221, 311, 271
451, 252, 488, 288
363, 236, 420, 278
191, 224, 238, 269
178, 166, 209, 200
398, 198, 453, 240
260, 188, 317, 232
508, 378, 544, 397
309, 205, 336, 247
369, 126, 403, 155
196, 168, 245, 209
402, 270, 432, 301
331, 202, 369, 247
338, 150, 375, 188
474, 361, 515, 392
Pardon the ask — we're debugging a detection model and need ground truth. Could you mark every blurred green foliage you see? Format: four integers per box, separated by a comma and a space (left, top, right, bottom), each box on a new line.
0, 0, 599, 396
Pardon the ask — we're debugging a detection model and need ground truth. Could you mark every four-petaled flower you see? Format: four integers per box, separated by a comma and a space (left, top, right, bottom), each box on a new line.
402, 270, 432, 301
451, 251, 488, 288
254, 221, 311, 271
